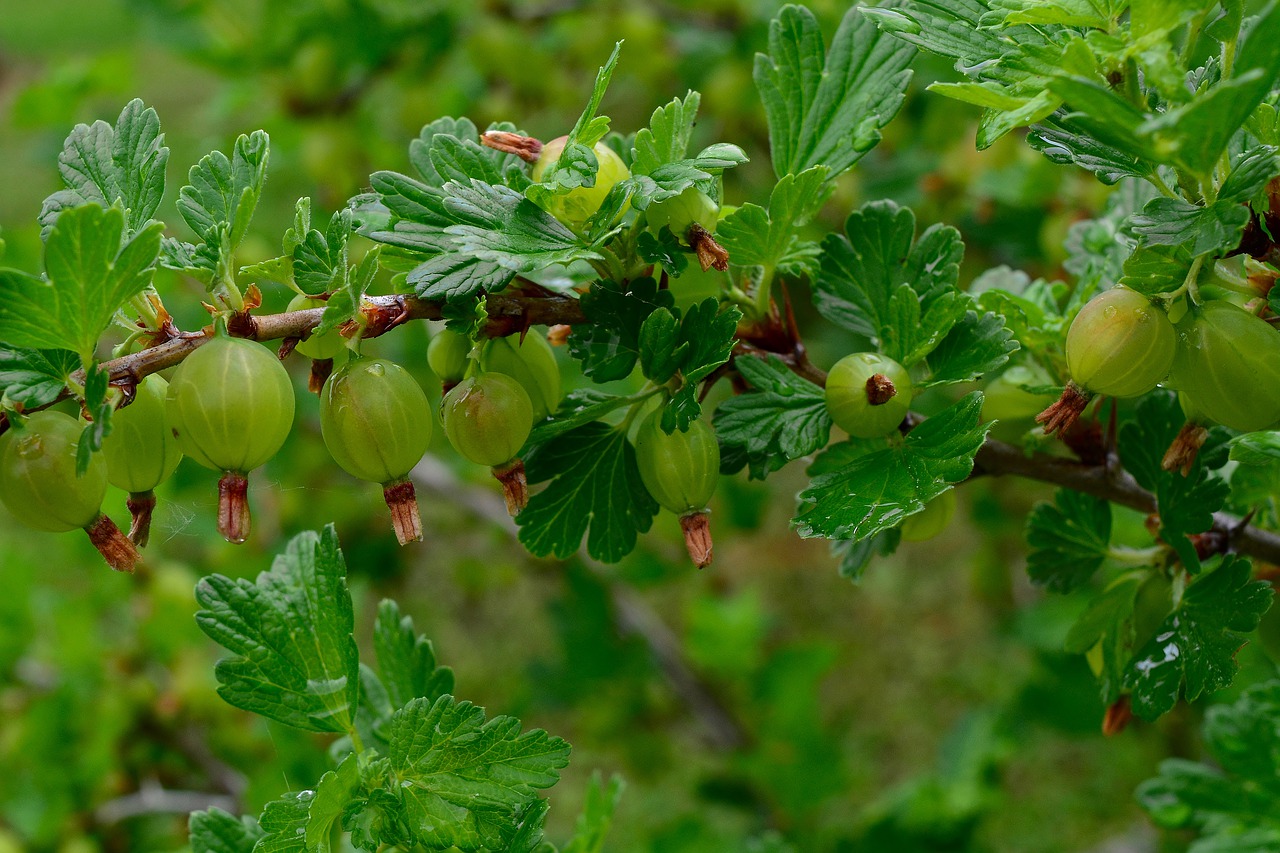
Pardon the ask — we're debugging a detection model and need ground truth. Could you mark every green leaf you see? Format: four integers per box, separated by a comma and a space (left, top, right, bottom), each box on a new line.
755, 4, 914, 179
0, 345, 78, 411
255, 757, 360, 853
632, 91, 700, 175
411, 117, 519, 188
373, 599, 454, 711
1025, 490, 1112, 593
1124, 556, 1273, 721
38, 98, 169, 237
563, 773, 625, 853
0, 204, 163, 360
793, 393, 990, 541
988, 0, 1117, 27
623, 145, 749, 211
1138, 681, 1280, 844
1119, 242, 1194, 297
569, 278, 673, 381
518, 422, 659, 563
1064, 574, 1144, 704
177, 129, 269, 247
921, 308, 1018, 387
831, 529, 901, 583
1047, 75, 1162, 164
717, 166, 833, 277
713, 354, 832, 480
528, 389, 637, 445
1027, 117, 1156, 184
77, 362, 112, 476
814, 200, 965, 365
195, 525, 360, 734
188, 808, 263, 853
385, 695, 571, 850
864, 1, 1018, 84
640, 298, 740, 421
408, 254, 512, 303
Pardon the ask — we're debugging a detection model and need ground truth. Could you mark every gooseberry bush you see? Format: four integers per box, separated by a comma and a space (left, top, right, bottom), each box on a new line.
8, 0, 1280, 849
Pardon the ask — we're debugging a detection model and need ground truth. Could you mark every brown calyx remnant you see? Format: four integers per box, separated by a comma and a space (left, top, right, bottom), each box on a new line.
679, 511, 714, 569
865, 373, 897, 406
546, 324, 572, 346
1102, 696, 1132, 736
86, 513, 140, 572
493, 459, 529, 516
480, 131, 544, 164
1161, 421, 1209, 476
1036, 383, 1092, 436
218, 471, 251, 544
383, 479, 424, 545
308, 358, 335, 395
126, 490, 157, 547
687, 223, 730, 272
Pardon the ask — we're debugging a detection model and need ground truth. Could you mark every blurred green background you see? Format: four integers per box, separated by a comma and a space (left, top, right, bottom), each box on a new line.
0, 1, 1243, 851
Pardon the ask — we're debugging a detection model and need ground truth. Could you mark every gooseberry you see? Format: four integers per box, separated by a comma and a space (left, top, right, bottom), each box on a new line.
825, 353, 913, 439
531, 135, 630, 228
428, 328, 472, 389
166, 333, 296, 543
1065, 288, 1175, 398
647, 186, 718, 245
441, 373, 534, 514
102, 375, 183, 546
479, 329, 562, 421
0, 410, 138, 571
634, 410, 720, 568
286, 295, 344, 360
321, 357, 432, 545
1167, 300, 1280, 432
900, 489, 957, 542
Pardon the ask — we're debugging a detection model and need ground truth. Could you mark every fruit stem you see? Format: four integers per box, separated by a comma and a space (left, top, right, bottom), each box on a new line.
492, 459, 529, 516
85, 513, 140, 572
1035, 383, 1092, 437
218, 471, 252, 544
308, 358, 335, 394
679, 510, 714, 569
126, 490, 157, 547
383, 479, 424, 545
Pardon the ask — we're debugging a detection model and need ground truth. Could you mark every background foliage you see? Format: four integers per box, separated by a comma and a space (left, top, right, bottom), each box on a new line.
0, 1, 1267, 851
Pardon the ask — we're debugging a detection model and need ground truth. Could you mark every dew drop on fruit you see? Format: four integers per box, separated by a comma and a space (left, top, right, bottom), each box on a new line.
1102, 305, 1117, 319
16, 436, 41, 458
367, 362, 385, 377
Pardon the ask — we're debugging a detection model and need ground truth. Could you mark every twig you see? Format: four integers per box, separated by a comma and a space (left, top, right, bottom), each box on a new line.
95, 780, 236, 824
408, 456, 749, 751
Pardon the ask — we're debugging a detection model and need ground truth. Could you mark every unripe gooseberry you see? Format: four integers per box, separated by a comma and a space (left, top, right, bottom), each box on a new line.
427, 328, 472, 386
322, 357, 432, 545
0, 410, 137, 571
1167, 300, 1280, 432
102, 375, 183, 546
286, 294, 344, 360
633, 410, 720, 568
825, 353, 913, 439
166, 334, 296, 543
900, 489, 957, 542
647, 186, 719, 245
442, 373, 534, 515
1065, 288, 1175, 398
479, 329, 562, 421
531, 136, 630, 228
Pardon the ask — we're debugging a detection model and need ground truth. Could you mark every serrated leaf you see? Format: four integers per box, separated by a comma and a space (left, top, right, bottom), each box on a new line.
518, 422, 658, 563
385, 695, 570, 850
195, 525, 359, 734
1027, 117, 1156, 184
988, 0, 1118, 27
178, 129, 269, 248
569, 278, 673, 381
0, 204, 163, 361
632, 91, 700, 175
921, 308, 1018, 387
408, 253, 513, 303
1119, 242, 1194, 296
755, 4, 914, 180
373, 599, 454, 711
38, 98, 168, 237
1025, 490, 1112, 593
0, 345, 78, 411
713, 354, 832, 480
717, 166, 832, 276
1124, 556, 1273, 720
793, 393, 990, 541
563, 773, 624, 853
188, 808, 263, 853
814, 200, 965, 365
528, 389, 636, 445
254, 757, 360, 853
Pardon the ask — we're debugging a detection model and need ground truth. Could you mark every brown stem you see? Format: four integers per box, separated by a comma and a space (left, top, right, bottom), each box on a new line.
126, 490, 157, 547
382, 479, 423, 545
85, 513, 140, 572
217, 471, 251, 544
679, 511, 714, 568
492, 459, 529, 516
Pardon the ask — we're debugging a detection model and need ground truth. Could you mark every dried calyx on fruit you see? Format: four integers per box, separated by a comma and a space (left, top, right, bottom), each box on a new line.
441, 372, 534, 515
102, 375, 183, 546
321, 356, 432, 545
1162, 393, 1210, 476
824, 353, 913, 439
646, 185, 729, 271
479, 328, 562, 422
0, 411, 138, 571
1166, 299, 1280, 432
286, 294, 345, 393
166, 332, 296, 544
1038, 287, 1175, 436
634, 409, 720, 568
